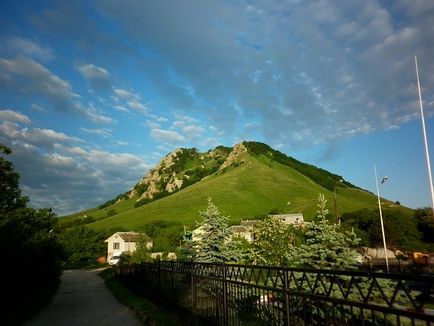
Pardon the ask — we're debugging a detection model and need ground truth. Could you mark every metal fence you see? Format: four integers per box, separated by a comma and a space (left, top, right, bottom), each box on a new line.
116, 261, 434, 325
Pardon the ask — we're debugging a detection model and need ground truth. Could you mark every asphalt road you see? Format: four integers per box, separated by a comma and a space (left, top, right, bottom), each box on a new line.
25, 269, 142, 326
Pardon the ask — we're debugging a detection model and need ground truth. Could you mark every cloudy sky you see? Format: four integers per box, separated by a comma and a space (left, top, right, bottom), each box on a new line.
1, 0, 434, 215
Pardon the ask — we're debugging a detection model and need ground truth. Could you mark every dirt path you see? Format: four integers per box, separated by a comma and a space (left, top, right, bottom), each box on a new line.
25, 269, 142, 326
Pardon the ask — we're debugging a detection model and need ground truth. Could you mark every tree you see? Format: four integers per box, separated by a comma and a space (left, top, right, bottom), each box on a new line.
251, 217, 297, 266
192, 197, 241, 263
0, 144, 63, 323
286, 194, 361, 270
0, 144, 27, 214
130, 233, 153, 263
415, 207, 434, 244
58, 226, 107, 266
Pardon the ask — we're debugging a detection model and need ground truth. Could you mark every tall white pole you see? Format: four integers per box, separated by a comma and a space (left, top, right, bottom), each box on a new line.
374, 165, 389, 273
415, 55, 434, 218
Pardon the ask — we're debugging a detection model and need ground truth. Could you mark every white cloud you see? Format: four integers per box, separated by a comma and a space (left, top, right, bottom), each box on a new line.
76, 63, 111, 91
31, 103, 47, 112
6, 37, 54, 60
113, 88, 138, 101
150, 128, 186, 143
79, 127, 112, 138
77, 103, 114, 124
0, 57, 72, 108
0, 109, 31, 125
127, 100, 149, 114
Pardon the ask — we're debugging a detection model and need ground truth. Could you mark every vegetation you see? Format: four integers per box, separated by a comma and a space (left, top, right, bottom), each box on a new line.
285, 194, 360, 270
62, 141, 426, 254
0, 144, 63, 324
192, 198, 242, 263
243, 141, 357, 191
58, 226, 110, 268
341, 207, 424, 250
251, 217, 297, 266
100, 268, 181, 325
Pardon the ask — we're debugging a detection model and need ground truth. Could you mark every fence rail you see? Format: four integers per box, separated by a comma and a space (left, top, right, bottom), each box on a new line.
116, 261, 434, 325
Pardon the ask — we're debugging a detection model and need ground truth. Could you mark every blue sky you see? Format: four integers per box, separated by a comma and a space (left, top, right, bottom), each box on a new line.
1, 0, 434, 215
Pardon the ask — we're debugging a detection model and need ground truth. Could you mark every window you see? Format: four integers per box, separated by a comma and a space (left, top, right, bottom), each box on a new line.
113, 242, 120, 250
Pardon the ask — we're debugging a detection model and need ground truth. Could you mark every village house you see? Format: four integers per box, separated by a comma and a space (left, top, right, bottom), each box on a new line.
228, 225, 253, 242
269, 213, 304, 226
105, 231, 153, 260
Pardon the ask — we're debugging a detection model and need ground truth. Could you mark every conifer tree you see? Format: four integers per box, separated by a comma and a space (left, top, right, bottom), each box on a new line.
286, 193, 360, 270
192, 197, 240, 263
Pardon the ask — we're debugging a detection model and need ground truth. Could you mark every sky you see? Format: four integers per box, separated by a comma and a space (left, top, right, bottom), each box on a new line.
1, 0, 434, 216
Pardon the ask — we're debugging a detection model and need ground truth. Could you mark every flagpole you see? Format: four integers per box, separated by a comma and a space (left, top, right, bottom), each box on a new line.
415, 55, 434, 219
375, 165, 389, 273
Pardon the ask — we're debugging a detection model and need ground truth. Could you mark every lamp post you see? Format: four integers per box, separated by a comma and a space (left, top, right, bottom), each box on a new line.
333, 179, 343, 224
374, 165, 389, 273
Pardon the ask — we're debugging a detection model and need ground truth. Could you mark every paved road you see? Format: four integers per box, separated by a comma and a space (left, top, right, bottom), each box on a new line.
25, 269, 142, 326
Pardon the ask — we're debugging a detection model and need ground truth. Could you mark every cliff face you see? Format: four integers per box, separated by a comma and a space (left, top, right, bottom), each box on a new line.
128, 148, 184, 200
127, 143, 251, 202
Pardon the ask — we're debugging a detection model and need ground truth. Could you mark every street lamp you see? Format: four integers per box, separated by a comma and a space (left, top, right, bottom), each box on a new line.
374, 165, 389, 273
333, 179, 343, 224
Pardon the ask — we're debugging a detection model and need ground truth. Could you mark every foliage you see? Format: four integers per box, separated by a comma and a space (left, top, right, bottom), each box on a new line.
341, 208, 422, 250
192, 198, 242, 263
107, 208, 117, 217
414, 207, 434, 243
251, 217, 297, 266
243, 141, 356, 191
286, 194, 361, 270
98, 191, 129, 209
58, 226, 108, 266
0, 144, 28, 213
130, 233, 153, 263
100, 269, 181, 325
0, 144, 63, 324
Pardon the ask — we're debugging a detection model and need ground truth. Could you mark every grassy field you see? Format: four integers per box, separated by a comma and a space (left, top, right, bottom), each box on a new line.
79, 152, 403, 232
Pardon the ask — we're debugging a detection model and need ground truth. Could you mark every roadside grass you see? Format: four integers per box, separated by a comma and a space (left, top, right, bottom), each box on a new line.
99, 268, 181, 326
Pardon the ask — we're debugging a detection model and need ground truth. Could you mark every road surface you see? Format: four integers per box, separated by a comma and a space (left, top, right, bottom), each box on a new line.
25, 269, 142, 326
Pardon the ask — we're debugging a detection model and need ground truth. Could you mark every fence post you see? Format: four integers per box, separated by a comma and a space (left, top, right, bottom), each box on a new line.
283, 268, 291, 326
157, 260, 161, 292
171, 260, 175, 297
222, 262, 228, 326
191, 262, 196, 313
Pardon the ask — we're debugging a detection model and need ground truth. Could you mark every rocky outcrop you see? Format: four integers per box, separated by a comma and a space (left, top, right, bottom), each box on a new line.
129, 149, 184, 200
219, 142, 247, 170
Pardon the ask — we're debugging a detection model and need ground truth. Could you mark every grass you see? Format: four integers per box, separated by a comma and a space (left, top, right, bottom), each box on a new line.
86, 153, 394, 231
62, 151, 413, 251
99, 268, 182, 325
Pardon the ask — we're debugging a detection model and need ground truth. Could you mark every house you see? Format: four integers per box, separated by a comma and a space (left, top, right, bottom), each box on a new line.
240, 219, 260, 230
269, 213, 304, 226
228, 225, 254, 243
105, 231, 153, 260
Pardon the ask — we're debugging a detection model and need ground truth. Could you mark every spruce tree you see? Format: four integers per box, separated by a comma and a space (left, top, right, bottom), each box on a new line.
286, 193, 361, 270
192, 197, 240, 263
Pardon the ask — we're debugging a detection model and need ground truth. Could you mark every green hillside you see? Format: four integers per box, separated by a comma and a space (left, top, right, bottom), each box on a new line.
60, 141, 412, 250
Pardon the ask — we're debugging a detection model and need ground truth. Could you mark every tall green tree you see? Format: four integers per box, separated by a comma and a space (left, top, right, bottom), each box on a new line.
192, 197, 241, 263
0, 144, 63, 324
286, 194, 361, 270
251, 217, 297, 266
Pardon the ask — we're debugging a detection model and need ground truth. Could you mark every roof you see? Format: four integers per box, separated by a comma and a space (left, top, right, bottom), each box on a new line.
228, 225, 248, 233
240, 220, 260, 228
105, 232, 152, 243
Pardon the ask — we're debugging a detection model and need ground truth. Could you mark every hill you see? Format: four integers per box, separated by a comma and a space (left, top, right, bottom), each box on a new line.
61, 141, 412, 250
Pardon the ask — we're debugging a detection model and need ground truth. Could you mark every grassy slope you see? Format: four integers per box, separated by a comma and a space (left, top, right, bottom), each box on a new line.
85, 152, 402, 231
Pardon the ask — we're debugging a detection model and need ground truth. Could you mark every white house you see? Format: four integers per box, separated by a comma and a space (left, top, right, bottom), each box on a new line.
269, 213, 304, 226
228, 225, 254, 243
105, 232, 153, 260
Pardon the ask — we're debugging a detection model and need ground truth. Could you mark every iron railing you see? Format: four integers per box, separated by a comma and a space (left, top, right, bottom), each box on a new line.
116, 261, 434, 325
